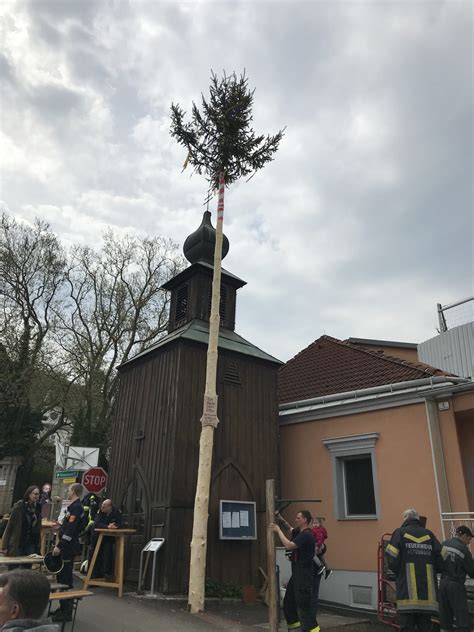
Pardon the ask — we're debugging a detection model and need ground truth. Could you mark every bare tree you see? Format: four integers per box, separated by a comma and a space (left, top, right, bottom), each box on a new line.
0, 213, 66, 460
55, 231, 185, 451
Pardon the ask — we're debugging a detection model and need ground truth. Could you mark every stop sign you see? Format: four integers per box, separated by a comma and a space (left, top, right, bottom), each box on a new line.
82, 467, 108, 493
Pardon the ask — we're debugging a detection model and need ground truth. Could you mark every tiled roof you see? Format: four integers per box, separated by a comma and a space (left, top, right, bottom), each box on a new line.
278, 335, 448, 405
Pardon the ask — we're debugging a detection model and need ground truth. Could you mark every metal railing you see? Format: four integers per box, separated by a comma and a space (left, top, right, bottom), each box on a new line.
441, 512, 474, 540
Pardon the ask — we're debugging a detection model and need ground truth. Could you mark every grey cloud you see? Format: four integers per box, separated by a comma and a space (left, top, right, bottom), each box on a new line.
30, 15, 63, 47
0, 54, 14, 83
26, 83, 84, 118
25, 0, 99, 25
2, 0, 472, 361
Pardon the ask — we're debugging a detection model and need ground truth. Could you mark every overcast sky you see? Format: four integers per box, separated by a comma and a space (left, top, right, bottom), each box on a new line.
1, 0, 472, 361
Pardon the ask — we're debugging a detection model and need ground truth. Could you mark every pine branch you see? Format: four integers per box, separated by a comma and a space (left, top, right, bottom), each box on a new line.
170, 70, 285, 192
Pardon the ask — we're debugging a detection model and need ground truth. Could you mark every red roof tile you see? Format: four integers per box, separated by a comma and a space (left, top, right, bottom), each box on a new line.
278, 335, 448, 405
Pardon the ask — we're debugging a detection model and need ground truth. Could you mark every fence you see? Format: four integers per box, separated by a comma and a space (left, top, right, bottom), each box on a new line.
441, 512, 474, 540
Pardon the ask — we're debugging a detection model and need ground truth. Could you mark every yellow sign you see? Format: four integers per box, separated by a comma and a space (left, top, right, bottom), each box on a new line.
62, 477, 77, 484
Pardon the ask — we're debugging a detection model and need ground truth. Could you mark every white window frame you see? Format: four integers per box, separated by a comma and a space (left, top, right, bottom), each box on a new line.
323, 433, 380, 520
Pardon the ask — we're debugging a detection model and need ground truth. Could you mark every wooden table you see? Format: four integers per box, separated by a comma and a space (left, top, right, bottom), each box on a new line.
49, 590, 94, 632
0, 554, 43, 568
41, 519, 57, 555
82, 528, 135, 598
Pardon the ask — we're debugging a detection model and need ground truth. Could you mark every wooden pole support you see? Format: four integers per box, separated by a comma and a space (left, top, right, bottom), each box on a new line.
266, 479, 279, 632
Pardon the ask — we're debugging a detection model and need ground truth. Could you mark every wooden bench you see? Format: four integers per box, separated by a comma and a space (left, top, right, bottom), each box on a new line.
0, 554, 43, 569
49, 590, 93, 632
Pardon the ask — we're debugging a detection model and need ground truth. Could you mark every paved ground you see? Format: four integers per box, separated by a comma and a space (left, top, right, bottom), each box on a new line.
68, 588, 384, 631
68, 590, 211, 632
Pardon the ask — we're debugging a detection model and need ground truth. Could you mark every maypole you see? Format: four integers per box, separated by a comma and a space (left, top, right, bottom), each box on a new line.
187, 171, 225, 612
170, 71, 284, 613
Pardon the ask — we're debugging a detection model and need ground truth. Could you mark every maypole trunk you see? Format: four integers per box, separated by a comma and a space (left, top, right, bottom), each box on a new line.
188, 172, 225, 613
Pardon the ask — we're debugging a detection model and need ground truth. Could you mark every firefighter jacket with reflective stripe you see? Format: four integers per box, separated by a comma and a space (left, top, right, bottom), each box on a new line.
58, 498, 85, 557
441, 536, 474, 584
385, 518, 444, 613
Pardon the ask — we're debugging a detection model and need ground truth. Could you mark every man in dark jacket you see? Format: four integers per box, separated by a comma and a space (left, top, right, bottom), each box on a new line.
88, 499, 123, 579
271, 510, 320, 632
439, 525, 474, 632
385, 508, 444, 632
0, 569, 58, 631
51, 483, 85, 624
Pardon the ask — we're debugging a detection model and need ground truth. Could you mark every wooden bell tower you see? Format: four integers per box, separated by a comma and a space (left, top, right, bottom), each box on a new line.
109, 211, 281, 594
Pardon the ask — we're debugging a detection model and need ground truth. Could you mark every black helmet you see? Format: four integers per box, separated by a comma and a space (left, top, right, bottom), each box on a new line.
43, 550, 64, 574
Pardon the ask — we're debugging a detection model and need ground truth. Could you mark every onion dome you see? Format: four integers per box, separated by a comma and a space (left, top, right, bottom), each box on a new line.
183, 211, 229, 264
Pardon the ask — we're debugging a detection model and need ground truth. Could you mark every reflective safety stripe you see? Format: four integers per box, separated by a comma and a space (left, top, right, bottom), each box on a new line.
426, 564, 435, 605
397, 599, 438, 611
308, 627, 320, 632
403, 533, 431, 544
62, 534, 72, 541
386, 544, 399, 558
442, 545, 465, 559
288, 623, 302, 630
407, 563, 418, 602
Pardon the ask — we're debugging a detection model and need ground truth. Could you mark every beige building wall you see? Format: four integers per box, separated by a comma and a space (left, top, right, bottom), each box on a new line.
438, 403, 470, 512
453, 392, 474, 510
354, 344, 418, 364
279, 402, 454, 573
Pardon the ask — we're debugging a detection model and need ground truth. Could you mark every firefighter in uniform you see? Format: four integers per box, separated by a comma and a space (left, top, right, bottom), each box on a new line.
439, 525, 474, 632
51, 483, 85, 623
271, 510, 320, 632
385, 508, 444, 632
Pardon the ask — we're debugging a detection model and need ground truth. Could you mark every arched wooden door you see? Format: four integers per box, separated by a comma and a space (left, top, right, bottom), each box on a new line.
208, 460, 257, 586
120, 465, 150, 582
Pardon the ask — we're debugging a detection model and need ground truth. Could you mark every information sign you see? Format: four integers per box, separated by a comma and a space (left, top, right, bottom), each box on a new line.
55, 470, 80, 479
219, 500, 257, 540
144, 538, 165, 552
62, 477, 77, 485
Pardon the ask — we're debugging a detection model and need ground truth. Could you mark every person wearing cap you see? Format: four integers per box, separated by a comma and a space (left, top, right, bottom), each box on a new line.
439, 525, 474, 632
0, 569, 58, 631
50, 484, 85, 624
385, 508, 444, 631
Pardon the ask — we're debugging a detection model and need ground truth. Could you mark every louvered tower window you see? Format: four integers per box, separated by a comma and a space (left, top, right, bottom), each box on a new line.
208, 285, 227, 326
224, 361, 241, 386
175, 284, 189, 325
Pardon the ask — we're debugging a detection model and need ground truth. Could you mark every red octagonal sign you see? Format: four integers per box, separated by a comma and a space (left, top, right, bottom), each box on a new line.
82, 467, 108, 494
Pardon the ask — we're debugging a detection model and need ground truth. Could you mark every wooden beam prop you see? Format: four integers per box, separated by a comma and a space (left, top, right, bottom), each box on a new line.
266, 479, 279, 632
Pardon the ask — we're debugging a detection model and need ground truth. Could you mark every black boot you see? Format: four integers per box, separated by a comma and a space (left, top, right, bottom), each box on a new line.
52, 606, 73, 622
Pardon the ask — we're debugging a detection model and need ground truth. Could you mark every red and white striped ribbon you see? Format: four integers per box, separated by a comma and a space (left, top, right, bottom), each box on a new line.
217, 172, 225, 221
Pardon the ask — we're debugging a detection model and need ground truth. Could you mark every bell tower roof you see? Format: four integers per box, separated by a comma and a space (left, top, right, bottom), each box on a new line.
183, 211, 229, 264
161, 210, 245, 334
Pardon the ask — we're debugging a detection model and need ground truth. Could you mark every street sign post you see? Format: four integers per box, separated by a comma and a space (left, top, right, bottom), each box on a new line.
82, 467, 108, 494
55, 470, 80, 479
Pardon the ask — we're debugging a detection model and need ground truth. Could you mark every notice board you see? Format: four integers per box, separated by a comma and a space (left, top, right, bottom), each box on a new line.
219, 500, 257, 540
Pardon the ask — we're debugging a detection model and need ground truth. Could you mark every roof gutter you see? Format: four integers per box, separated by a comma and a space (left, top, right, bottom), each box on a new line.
279, 376, 471, 412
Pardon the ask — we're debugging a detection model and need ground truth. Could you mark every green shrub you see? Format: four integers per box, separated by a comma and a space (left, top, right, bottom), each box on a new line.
205, 577, 242, 598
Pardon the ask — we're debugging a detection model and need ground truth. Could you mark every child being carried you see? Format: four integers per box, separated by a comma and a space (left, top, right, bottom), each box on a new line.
312, 517, 332, 579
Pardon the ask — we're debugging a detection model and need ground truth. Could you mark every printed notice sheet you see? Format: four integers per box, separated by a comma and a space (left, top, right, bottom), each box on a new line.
240, 510, 249, 527
222, 512, 232, 528
231, 512, 240, 528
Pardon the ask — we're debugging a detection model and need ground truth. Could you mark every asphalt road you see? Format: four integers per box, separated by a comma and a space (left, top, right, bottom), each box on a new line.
70, 589, 257, 631
59, 589, 381, 631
